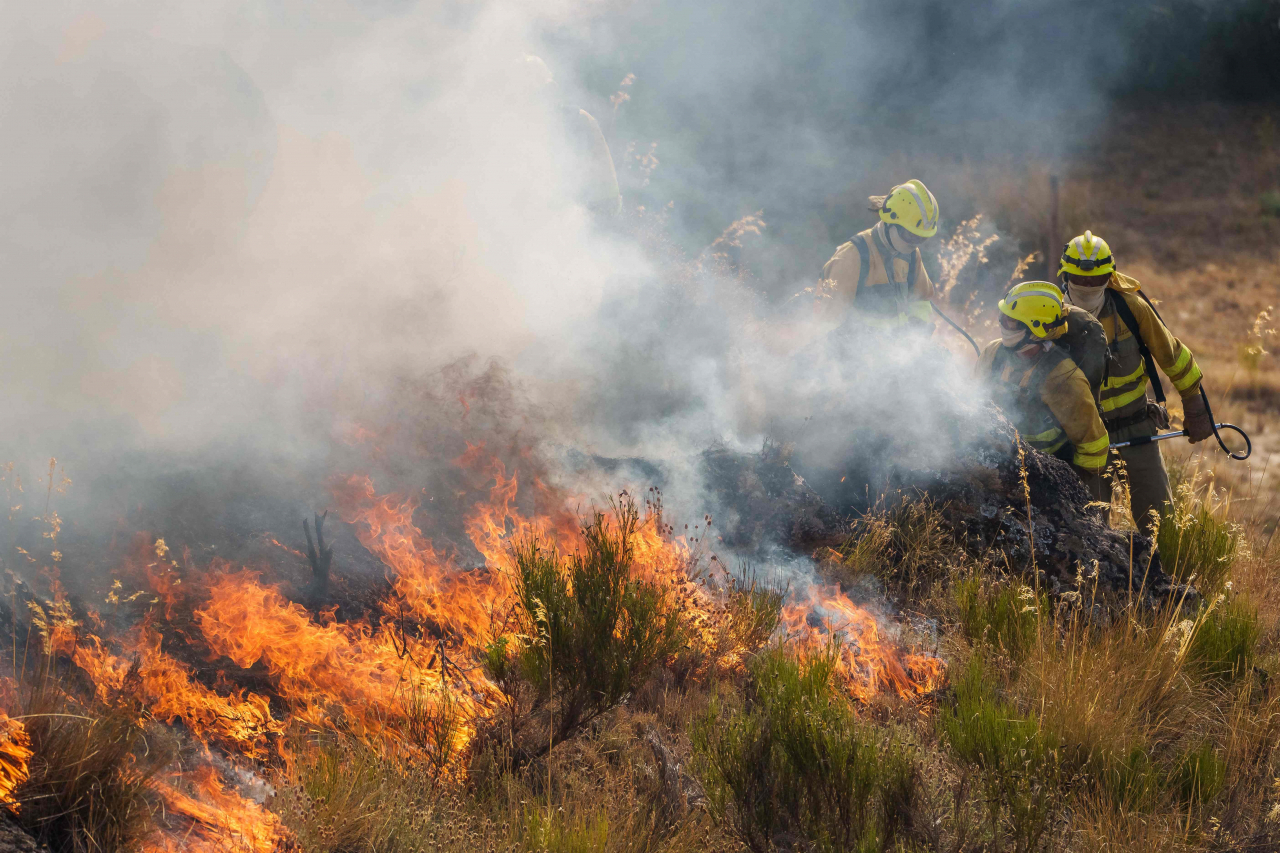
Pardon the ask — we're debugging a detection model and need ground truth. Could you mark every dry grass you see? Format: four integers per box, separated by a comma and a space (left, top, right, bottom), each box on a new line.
10, 653, 174, 853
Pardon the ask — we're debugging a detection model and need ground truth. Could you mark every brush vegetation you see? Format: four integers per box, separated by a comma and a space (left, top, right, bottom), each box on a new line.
10, 652, 173, 853
271, 476, 1280, 853
9, 478, 1280, 853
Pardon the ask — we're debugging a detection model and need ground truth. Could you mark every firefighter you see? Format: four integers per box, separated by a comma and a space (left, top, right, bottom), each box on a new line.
978, 281, 1111, 500
814, 179, 940, 330
1059, 231, 1210, 526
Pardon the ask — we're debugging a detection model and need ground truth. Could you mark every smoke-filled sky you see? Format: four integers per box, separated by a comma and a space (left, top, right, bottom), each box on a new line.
0, 0, 1261, 525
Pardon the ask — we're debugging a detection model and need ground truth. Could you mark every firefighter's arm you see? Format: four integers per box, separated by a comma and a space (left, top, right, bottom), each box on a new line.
975, 341, 1000, 379
1041, 360, 1110, 471
910, 248, 936, 301
1123, 293, 1203, 398
812, 242, 863, 313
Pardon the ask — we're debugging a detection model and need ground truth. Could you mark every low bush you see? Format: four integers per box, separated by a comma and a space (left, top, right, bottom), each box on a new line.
939, 657, 1058, 851
693, 646, 919, 853
15, 655, 172, 853
272, 736, 441, 853
1168, 740, 1226, 806
1188, 597, 1261, 683
692, 570, 784, 678
836, 498, 958, 594
1260, 190, 1280, 219
953, 574, 1040, 662
1156, 481, 1240, 596
512, 497, 683, 757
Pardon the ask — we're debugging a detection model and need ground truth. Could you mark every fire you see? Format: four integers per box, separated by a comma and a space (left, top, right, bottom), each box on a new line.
149, 767, 282, 853
781, 584, 946, 702
0, 714, 31, 813
73, 628, 279, 758
193, 569, 498, 744
7, 443, 942, 849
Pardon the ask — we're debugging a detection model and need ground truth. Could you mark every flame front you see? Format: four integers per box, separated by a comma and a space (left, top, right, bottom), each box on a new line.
17, 447, 940, 849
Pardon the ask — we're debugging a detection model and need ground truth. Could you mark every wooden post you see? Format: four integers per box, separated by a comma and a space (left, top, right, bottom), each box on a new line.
1047, 174, 1061, 278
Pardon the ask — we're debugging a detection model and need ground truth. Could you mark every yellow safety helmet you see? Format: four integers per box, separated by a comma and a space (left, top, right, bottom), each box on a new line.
1058, 230, 1115, 278
998, 281, 1068, 339
878, 179, 939, 237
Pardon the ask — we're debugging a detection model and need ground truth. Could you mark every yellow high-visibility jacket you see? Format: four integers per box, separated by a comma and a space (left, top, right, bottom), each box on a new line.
978, 341, 1111, 471
815, 222, 935, 327
1094, 275, 1202, 424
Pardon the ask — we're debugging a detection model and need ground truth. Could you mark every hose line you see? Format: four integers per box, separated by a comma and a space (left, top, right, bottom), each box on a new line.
1197, 385, 1252, 460
931, 302, 980, 356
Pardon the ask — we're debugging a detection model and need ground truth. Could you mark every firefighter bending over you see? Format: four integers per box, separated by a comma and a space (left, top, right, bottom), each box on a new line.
815, 179, 940, 330
1059, 231, 1208, 525
978, 282, 1111, 500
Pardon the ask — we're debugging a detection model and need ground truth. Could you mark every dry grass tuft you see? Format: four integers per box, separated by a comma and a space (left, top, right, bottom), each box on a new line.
13, 653, 173, 853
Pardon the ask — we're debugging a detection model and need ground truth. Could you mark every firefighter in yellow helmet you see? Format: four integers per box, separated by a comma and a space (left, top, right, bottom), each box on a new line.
977, 282, 1111, 499
1059, 231, 1209, 526
814, 179, 940, 329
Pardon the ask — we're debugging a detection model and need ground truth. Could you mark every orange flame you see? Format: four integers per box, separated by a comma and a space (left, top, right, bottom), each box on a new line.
781, 583, 946, 701
41, 445, 941, 849
0, 714, 31, 813
148, 767, 283, 853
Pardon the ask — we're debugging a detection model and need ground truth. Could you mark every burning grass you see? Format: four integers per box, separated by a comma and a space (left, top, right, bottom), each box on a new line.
5, 425, 1278, 853
0, 444, 947, 852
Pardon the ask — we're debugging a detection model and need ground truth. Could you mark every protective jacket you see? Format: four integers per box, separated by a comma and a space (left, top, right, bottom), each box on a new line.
818, 222, 935, 327
1092, 274, 1202, 426
978, 341, 1110, 472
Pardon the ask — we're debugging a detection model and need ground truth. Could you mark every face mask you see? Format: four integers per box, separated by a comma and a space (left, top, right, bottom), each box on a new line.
1068, 279, 1108, 316
884, 223, 921, 254
1000, 324, 1029, 349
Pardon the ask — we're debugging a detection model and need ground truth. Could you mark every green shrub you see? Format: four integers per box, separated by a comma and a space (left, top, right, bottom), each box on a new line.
1168, 740, 1226, 806
953, 575, 1040, 662
939, 657, 1057, 851
1188, 597, 1260, 682
514, 497, 683, 752
693, 646, 918, 853
1098, 745, 1160, 812
1156, 485, 1239, 595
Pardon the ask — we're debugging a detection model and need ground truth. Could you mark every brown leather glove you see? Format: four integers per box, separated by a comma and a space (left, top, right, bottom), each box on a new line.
1182, 392, 1214, 443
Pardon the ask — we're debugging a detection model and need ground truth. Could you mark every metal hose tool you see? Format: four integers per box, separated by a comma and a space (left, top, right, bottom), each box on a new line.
1109, 388, 1251, 460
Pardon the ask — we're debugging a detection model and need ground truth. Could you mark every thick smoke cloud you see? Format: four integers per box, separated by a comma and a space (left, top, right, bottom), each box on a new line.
1, 0, 1254, 535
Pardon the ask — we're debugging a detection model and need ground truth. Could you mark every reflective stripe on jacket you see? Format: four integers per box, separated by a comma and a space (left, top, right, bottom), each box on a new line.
978, 341, 1111, 470
1097, 289, 1203, 423
816, 222, 935, 326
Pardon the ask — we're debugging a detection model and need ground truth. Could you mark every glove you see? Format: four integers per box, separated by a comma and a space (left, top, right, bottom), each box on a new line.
1182, 392, 1214, 443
